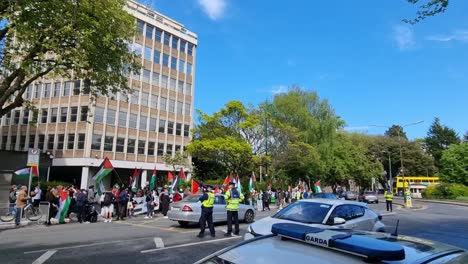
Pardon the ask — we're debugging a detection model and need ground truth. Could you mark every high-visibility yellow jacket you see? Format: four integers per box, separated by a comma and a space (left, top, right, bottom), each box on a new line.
224, 189, 244, 211
201, 192, 215, 208
384, 191, 393, 201
296, 192, 301, 200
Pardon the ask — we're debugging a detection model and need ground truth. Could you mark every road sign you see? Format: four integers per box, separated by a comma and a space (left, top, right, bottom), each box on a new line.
27, 148, 40, 166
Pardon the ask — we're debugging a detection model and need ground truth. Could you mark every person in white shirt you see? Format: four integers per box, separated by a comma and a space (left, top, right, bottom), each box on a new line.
32, 185, 42, 207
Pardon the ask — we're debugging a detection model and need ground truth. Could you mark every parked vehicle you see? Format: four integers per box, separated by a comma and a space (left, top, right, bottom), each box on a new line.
343, 191, 357, 200
168, 194, 255, 226
358, 191, 379, 204
313, 193, 338, 199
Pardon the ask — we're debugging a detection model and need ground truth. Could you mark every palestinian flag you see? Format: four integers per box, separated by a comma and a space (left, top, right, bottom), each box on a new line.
92, 157, 113, 195
179, 168, 186, 179
132, 168, 142, 192
236, 175, 242, 193
223, 173, 233, 191
170, 176, 178, 194
149, 167, 157, 191
168, 171, 174, 182
56, 190, 71, 223
191, 179, 199, 194
214, 186, 220, 194
248, 173, 254, 191
14, 168, 30, 178
314, 180, 322, 193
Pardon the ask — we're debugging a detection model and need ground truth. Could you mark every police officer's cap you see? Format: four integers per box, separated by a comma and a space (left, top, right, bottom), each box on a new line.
207, 186, 213, 191
228, 182, 235, 186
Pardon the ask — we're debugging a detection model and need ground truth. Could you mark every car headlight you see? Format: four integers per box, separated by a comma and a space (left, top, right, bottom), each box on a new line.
247, 225, 260, 237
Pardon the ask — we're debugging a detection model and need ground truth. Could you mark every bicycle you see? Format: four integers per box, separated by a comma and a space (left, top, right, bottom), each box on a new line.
0, 201, 43, 222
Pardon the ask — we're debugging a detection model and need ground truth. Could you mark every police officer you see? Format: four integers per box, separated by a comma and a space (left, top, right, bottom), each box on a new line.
197, 186, 216, 238
384, 188, 393, 212
224, 182, 244, 237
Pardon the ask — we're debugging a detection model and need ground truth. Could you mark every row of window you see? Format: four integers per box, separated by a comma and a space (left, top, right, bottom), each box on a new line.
91, 134, 183, 156
0, 134, 184, 157
23, 80, 88, 100
136, 19, 195, 56
129, 66, 193, 95
133, 43, 193, 76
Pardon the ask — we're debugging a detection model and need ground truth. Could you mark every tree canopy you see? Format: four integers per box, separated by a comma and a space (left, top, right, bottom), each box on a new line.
0, 0, 138, 117
440, 143, 468, 185
404, 0, 449, 24
425, 118, 460, 169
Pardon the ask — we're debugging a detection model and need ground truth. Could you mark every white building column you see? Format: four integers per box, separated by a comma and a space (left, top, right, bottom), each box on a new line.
80, 166, 90, 190
141, 170, 148, 188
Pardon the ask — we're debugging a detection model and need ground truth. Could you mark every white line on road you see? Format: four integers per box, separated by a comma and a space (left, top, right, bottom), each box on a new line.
24, 236, 154, 254
141, 236, 241, 254
32, 250, 57, 264
381, 212, 396, 216
154, 237, 164, 248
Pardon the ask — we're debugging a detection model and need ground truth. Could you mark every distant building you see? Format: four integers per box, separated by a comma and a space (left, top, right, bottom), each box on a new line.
393, 176, 440, 198
0, 0, 197, 189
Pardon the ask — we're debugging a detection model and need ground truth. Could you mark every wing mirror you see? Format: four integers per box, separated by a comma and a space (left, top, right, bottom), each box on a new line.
334, 217, 346, 225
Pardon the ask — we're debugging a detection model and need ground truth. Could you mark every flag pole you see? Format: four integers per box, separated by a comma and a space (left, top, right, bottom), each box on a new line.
28, 166, 32, 195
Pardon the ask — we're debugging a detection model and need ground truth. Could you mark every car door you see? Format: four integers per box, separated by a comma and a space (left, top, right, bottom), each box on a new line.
213, 195, 226, 222
326, 205, 360, 229
345, 205, 370, 230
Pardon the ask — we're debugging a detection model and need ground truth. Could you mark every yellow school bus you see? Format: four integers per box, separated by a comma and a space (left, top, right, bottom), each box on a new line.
393, 176, 440, 197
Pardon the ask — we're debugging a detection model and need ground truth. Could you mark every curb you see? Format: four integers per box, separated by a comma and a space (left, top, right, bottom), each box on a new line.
0, 220, 32, 230
392, 197, 468, 207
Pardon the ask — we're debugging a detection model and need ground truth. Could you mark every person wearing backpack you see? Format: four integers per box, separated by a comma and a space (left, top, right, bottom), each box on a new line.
117, 188, 128, 220
100, 190, 114, 223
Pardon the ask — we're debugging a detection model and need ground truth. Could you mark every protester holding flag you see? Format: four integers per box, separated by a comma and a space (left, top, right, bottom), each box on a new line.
149, 168, 157, 191
92, 157, 114, 196
100, 189, 115, 223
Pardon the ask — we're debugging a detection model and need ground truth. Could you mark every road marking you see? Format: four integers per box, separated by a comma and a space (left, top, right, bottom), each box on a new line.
381, 212, 396, 216
154, 237, 164, 248
32, 250, 57, 264
141, 236, 241, 253
24, 237, 154, 254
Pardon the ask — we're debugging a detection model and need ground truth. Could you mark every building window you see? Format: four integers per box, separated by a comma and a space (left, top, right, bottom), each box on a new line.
47, 135, 55, 150
169, 78, 176, 90
153, 50, 160, 64
161, 75, 168, 88
148, 142, 155, 155
132, 70, 140, 81
155, 28, 163, 42
144, 46, 152, 61
177, 81, 184, 93
158, 119, 166, 133
91, 134, 101, 150
187, 63, 192, 76
60, 107, 68, 122
134, 43, 142, 57
77, 134, 85, 149
57, 134, 65, 150
172, 36, 179, 49
150, 94, 158, 108
146, 24, 154, 39
44, 83, 51, 98
94, 107, 104, 123
166, 144, 173, 155
160, 97, 167, 111
130, 91, 139, 105
13, 110, 20, 125
184, 124, 190, 137
164, 32, 171, 46
104, 136, 114, 151
179, 60, 185, 73
140, 114, 147, 130
63, 82, 72, 96
175, 145, 181, 153
188, 43, 194, 56
10, 136, 17, 150
116, 137, 125, 152
41, 108, 47, 124
1, 136, 7, 149
136, 19, 144, 34
138, 140, 145, 154
80, 106, 88, 121
176, 123, 182, 136
50, 108, 58, 123
141, 92, 149, 106
129, 113, 137, 129
185, 103, 191, 116
162, 53, 169, 67
54, 82, 61, 97
170, 57, 177, 70
168, 99, 175, 113
3, 112, 11, 125
142, 69, 151, 83
28, 135, 35, 148
67, 133, 75, 149
127, 139, 135, 154
38, 135, 45, 150
177, 101, 183, 115
152, 72, 159, 86
19, 136, 26, 150
149, 117, 157, 131
70, 107, 78, 122
22, 110, 29, 124
106, 109, 116, 125
25, 85, 32, 99
167, 121, 174, 134
34, 83, 42, 98
180, 40, 186, 53
157, 143, 164, 156
185, 83, 192, 95
118, 111, 127, 127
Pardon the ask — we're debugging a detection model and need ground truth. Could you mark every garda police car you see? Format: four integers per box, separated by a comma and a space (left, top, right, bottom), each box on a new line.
195, 223, 467, 264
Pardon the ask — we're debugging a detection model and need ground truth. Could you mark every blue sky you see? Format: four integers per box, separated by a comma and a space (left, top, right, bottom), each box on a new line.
142, 0, 468, 139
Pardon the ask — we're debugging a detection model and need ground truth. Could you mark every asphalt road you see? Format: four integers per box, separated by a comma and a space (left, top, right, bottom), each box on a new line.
0, 200, 466, 264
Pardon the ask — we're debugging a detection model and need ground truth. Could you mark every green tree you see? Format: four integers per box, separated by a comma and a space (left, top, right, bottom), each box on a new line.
440, 143, 468, 185
404, 0, 449, 24
163, 152, 187, 175
0, 0, 138, 117
425, 118, 460, 169
384, 125, 408, 140
463, 131, 468, 143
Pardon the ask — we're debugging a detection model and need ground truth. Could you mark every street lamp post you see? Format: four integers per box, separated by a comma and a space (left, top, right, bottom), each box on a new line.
371, 121, 424, 207
382, 150, 392, 192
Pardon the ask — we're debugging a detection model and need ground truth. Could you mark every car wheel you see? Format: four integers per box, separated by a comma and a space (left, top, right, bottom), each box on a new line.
178, 221, 189, 227
244, 210, 254, 223
376, 200, 379, 204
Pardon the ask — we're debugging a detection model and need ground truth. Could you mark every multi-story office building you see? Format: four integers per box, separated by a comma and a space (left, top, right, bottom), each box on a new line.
0, 0, 197, 189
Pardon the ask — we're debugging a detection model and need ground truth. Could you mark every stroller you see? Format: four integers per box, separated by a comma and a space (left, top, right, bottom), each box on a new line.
84, 204, 98, 223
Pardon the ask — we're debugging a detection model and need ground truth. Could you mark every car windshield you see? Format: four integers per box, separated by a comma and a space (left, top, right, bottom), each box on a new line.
272, 201, 331, 224
181, 194, 201, 203
314, 193, 337, 199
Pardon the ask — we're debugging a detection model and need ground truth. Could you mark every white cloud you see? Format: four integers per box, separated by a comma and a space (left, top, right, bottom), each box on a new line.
426, 30, 468, 43
270, 85, 288, 95
197, 0, 227, 20
393, 25, 415, 50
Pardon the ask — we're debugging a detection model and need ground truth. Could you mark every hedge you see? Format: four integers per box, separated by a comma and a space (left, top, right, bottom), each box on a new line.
422, 183, 468, 200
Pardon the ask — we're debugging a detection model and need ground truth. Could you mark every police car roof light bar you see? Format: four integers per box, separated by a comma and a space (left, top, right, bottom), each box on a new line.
271, 223, 406, 262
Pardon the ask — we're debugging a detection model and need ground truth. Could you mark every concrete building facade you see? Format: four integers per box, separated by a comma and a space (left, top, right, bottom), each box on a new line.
0, 0, 197, 189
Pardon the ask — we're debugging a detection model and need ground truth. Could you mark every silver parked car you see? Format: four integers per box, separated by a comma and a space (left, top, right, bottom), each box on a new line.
168, 194, 256, 226
358, 191, 379, 204
245, 199, 385, 239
